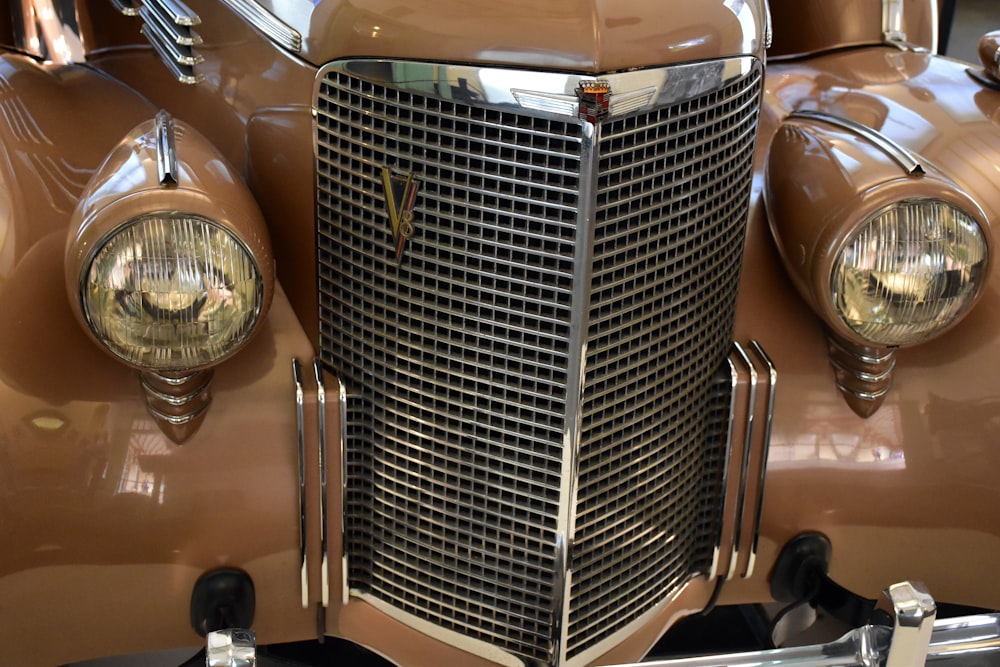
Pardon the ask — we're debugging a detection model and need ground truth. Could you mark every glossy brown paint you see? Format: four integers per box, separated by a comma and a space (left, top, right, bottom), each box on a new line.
301, 0, 765, 72
721, 48, 1000, 612
768, 0, 938, 59
0, 288, 330, 666
7, 3, 1000, 667
0, 55, 154, 402
0, 54, 319, 666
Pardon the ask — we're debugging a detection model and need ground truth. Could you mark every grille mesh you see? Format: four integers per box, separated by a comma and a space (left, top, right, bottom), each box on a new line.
569, 68, 761, 656
316, 60, 761, 664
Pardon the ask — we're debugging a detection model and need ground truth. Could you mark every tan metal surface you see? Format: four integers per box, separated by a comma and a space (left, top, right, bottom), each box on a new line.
5, 3, 1000, 667
722, 47, 1000, 610
292, 0, 765, 71
768, 0, 938, 58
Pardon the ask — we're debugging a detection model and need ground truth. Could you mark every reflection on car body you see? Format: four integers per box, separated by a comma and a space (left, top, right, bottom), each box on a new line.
2, 0, 1000, 666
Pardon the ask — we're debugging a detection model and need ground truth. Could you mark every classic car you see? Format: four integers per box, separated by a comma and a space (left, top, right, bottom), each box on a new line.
3, 0, 1000, 665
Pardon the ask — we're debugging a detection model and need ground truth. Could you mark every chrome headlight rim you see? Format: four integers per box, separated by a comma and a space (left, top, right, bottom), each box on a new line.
828, 196, 990, 348
78, 209, 267, 372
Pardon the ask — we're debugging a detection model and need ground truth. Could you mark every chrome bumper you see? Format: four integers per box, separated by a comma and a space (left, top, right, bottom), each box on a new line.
613, 582, 1000, 667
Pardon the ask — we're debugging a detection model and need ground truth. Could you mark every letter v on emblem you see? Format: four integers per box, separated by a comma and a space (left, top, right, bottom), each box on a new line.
380, 167, 420, 262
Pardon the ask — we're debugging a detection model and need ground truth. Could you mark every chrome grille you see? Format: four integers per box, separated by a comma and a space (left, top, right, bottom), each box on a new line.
315, 58, 761, 665
569, 68, 761, 657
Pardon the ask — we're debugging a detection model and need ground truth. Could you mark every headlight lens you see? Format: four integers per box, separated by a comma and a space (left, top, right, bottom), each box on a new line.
832, 199, 988, 346
82, 213, 264, 371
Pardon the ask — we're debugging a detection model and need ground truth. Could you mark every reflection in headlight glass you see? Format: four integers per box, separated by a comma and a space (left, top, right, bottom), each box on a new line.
83, 213, 263, 370
832, 200, 987, 346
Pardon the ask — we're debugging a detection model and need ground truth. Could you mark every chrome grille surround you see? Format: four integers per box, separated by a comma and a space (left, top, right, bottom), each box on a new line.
315, 57, 762, 666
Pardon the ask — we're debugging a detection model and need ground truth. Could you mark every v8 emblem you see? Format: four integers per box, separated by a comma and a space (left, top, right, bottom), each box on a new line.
380, 167, 420, 263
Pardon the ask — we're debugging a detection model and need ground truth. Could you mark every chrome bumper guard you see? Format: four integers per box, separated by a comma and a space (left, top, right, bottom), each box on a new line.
616, 582, 1000, 667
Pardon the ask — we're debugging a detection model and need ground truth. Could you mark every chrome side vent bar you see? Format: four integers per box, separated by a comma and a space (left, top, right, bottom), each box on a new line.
139, 0, 203, 84
710, 340, 776, 583
109, 0, 141, 17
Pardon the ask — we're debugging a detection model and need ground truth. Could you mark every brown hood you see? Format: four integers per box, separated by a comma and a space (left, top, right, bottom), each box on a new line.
302, 0, 765, 72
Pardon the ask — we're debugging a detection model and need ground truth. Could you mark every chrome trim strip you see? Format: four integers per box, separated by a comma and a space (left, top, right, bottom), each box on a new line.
140, 25, 201, 84
836, 383, 893, 402
146, 399, 210, 425
728, 342, 757, 581
610, 612, 1000, 666
927, 0, 940, 55
152, 371, 200, 385
789, 110, 924, 176
709, 357, 739, 580
882, 582, 936, 667
149, 0, 201, 26
760, 0, 773, 49
745, 341, 775, 579
320, 58, 757, 122
154, 110, 178, 187
140, 376, 209, 406
313, 360, 330, 610
926, 613, 1000, 660
338, 377, 349, 607
880, 0, 934, 52
140, 13, 204, 66
829, 358, 895, 384
828, 337, 896, 366
882, 0, 906, 43
110, 0, 140, 16
218, 0, 302, 52
142, 1, 203, 45
292, 359, 308, 610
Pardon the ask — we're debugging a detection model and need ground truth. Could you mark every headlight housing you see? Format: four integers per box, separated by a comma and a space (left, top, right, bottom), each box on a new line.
82, 212, 265, 371
831, 199, 988, 347
66, 113, 274, 374
766, 117, 992, 350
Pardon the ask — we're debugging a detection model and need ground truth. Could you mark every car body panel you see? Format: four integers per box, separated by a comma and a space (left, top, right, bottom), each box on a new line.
722, 47, 1000, 610
3, 1, 1000, 666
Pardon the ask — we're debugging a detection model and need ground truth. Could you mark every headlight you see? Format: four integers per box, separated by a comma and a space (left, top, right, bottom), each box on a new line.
83, 212, 264, 371
66, 112, 274, 374
767, 117, 992, 350
832, 200, 988, 346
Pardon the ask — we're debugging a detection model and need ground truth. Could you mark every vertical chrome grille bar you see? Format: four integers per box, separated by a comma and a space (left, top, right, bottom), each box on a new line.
709, 357, 739, 580
729, 342, 758, 581
313, 360, 330, 615
292, 358, 308, 610
551, 118, 599, 667
746, 341, 777, 579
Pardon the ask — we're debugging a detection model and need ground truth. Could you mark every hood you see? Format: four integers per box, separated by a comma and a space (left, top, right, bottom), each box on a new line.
292, 0, 765, 72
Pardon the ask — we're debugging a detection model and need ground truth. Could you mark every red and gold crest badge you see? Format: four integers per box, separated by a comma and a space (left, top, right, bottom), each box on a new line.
576, 80, 611, 123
